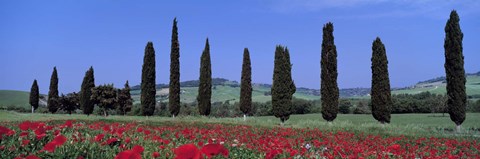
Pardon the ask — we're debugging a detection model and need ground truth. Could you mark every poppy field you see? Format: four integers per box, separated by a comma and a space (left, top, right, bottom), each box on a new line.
0, 119, 479, 159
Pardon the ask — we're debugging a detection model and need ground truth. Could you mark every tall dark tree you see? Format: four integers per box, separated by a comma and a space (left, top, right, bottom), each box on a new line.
272, 45, 296, 126
47, 67, 59, 113
141, 42, 156, 116
320, 22, 339, 122
240, 48, 252, 121
197, 38, 212, 116
117, 81, 133, 115
371, 37, 392, 124
444, 10, 466, 131
29, 79, 39, 113
91, 84, 117, 117
169, 18, 181, 118
59, 92, 79, 115
80, 66, 95, 115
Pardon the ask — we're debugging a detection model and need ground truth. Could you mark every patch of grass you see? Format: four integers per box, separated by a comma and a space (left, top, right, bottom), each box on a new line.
1, 111, 478, 139
0, 90, 30, 109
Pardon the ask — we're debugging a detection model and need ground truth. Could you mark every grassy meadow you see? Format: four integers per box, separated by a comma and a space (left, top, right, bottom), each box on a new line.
1, 110, 479, 139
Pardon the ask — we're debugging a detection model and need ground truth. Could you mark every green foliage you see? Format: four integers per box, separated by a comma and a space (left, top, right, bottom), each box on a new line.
371, 37, 392, 124
240, 48, 252, 116
80, 66, 95, 115
141, 42, 156, 116
353, 100, 370, 114
29, 79, 39, 112
444, 10, 466, 126
272, 45, 296, 124
391, 92, 447, 114
117, 81, 133, 115
59, 92, 79, 114
339, 99, 352, 114
47, 67, 59, 113
197, 39, 212, 116
291, 97, 313, 114
321, 22, 339, 121
169, 18, 181, 117
91, 84, 117, 116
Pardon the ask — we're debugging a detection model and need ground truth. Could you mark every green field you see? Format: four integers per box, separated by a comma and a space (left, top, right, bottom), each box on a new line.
131, 85, 319, 104
1, 111, 478, 138
0, 90, 31, 109
392, 75, 480, 96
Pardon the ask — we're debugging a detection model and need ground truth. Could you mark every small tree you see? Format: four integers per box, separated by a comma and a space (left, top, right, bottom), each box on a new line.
272, 45, 296, 126
59, 92, 79, 115
320, 22, 339, 122
240, 48, 252, 121
48, 67, 59, 113
169, 18, 181, 118
117, 81, 133, 115
197, 38, 212, 116
141, 42, 156, 116
91, 84, 117, 117
370, 37, 392, 124
339, 99, 352, 114
29, 79, 39, 113
80, 67, 95, 115
444, 10, 466, 132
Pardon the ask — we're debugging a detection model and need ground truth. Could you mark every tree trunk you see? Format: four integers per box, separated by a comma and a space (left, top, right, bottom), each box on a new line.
280, 121, 284, 127
456, 124, 461, 133
173, 114, 175, 118
243, 114, 246, 121
31, 106, 34, 113
103, 110, 107, 117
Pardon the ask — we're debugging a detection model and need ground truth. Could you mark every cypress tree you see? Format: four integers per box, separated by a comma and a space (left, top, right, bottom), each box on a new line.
29, 79, 39, 113
320, 22, 339, 122
371, 37, 392, 124
169, 18, 181, 118
240, 48, 252, 121
117, 81, 133, 115
197, 38, 212, 116
80, 66, 95, 115
47, 67, 59, 113
272, 45, 296, 126
141, 42, 156, 116
444, 10, 466, 131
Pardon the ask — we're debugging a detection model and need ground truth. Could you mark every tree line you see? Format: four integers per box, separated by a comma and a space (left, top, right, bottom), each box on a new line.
28, 11, 467, 129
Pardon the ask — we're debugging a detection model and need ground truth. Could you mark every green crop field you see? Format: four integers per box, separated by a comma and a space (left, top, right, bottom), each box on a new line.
1, 111, 479, 138
0, 90, 31, 109
392, 75, 480, 96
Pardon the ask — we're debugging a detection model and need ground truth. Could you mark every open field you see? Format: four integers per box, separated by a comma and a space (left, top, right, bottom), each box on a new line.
392, 75, 480, 96
0, 111, 479, 158
1, 111, 479, 138
0, 90, 31, 109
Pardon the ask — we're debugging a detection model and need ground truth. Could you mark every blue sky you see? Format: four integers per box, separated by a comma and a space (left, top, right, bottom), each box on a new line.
1, 0, 479, 94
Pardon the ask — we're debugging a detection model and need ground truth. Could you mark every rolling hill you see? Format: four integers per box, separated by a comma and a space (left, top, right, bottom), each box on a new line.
1, 72, 479, 108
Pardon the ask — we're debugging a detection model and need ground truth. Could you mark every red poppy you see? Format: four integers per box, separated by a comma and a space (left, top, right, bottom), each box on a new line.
114, 150, 141, 159
19, 121, 32, 131
152, 152, 160, 158
43, 142, 57, 153
64, 120, 73, 128
94, 133, 105, 142
22, 140, 30, 146
174, 144, 202, 159
201, 144, 229, 158
25, 155, 41, 159
52, 135, 67, 146
132, 145, 144, 154
265, 149, 283, 159
106, 138, 118, 145
0, 126, 14, 138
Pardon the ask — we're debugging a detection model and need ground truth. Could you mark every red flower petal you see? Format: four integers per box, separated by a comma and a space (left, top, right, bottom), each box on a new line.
174, 144, 201, 159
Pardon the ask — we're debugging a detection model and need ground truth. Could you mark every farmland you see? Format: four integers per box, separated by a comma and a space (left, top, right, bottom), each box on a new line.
0, 111, 479, 158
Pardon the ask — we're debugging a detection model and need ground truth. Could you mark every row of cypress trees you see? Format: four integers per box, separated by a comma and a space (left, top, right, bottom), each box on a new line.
29, 11, 466, 130
317, 10, 466, 130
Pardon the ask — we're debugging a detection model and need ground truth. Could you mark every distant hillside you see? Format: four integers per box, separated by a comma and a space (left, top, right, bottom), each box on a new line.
392, 72, 480, 98
0, 90, 47, 109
